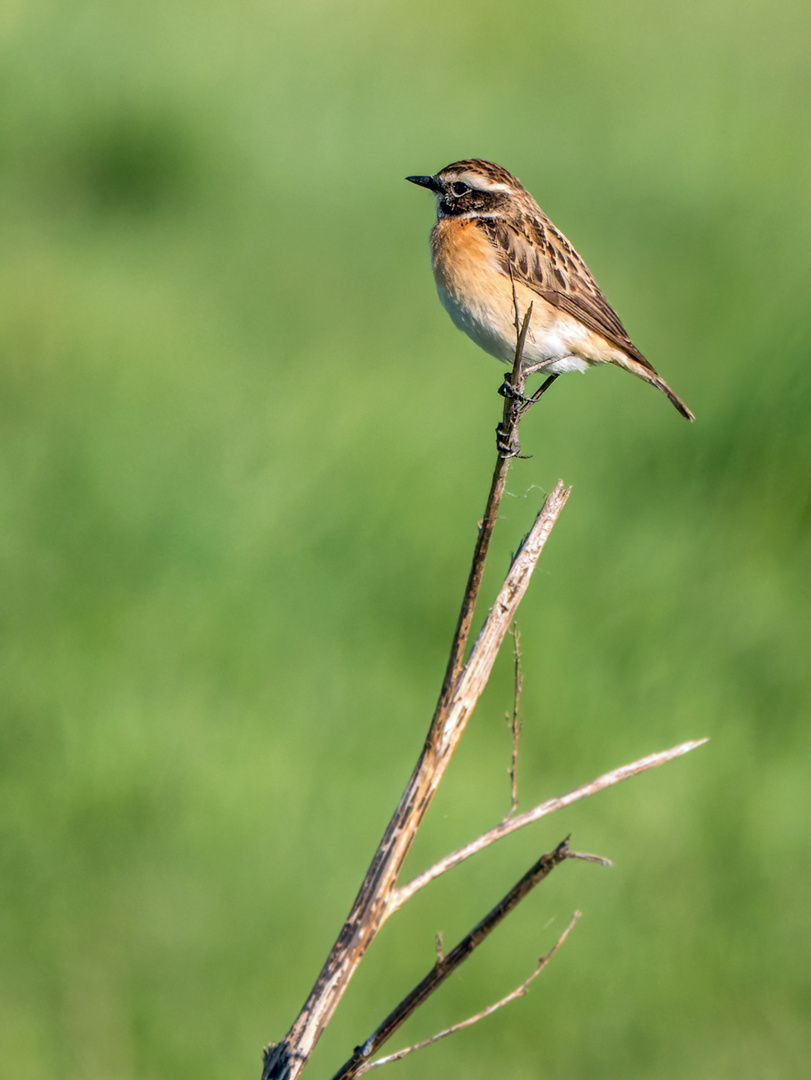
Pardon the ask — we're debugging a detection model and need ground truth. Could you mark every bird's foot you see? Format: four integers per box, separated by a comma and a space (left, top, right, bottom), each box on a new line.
496, 423, 522, 458
498, 377, 532, 404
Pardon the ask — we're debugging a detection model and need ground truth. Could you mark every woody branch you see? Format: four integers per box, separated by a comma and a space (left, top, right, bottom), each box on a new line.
261, 308, 568, 1080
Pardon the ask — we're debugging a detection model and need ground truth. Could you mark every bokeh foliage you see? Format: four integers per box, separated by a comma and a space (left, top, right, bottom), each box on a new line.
1, 2, 809, 1078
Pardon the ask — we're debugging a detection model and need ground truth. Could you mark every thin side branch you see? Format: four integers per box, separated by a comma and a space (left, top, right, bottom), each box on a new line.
391, 739, 707, 910
365, 911, 581, 1073
431, 482, 571, 771
506, 623, 523, 815
329, 839, 598, 1080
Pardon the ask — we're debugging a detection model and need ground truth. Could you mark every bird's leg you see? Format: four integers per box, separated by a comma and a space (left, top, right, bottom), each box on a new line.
526, 373, 559, 406
509, 373, 560, 419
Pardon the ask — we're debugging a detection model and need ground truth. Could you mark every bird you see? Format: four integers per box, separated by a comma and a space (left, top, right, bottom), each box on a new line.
406, 159, 694, 421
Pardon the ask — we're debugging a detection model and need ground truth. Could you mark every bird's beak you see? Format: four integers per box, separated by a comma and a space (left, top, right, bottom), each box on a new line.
406, 174, 443, 194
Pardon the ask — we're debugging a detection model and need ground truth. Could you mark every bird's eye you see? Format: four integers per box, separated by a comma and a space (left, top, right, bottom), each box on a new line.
450, 181, 469, 197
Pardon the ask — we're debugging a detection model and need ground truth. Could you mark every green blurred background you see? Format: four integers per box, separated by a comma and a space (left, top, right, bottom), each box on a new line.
2, 1, 809, 1077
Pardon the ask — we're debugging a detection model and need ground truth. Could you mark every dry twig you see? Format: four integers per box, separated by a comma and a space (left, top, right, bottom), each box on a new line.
363, 911, 581, 1073
329, 841, 601, 1080
389, 739, 706, 911
506, 623, 523, 816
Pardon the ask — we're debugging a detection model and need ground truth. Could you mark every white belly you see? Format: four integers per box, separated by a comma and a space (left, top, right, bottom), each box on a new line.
436, 281, 594, 375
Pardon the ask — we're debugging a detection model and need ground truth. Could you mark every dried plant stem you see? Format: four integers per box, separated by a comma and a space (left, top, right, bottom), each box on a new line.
329, 841, 596, 1080
506, 623, 523, 815
364, 911, 581, 1073
391, 739, 707, 910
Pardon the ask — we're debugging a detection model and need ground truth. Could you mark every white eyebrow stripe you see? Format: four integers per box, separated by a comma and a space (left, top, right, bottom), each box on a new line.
444, 172, 513, 194
460, 176, 509, 193
437, 209, 504, 220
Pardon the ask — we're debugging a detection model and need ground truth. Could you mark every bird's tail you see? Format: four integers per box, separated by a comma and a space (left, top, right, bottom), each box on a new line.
619, 354, 695, 421
646, 372, 695, 421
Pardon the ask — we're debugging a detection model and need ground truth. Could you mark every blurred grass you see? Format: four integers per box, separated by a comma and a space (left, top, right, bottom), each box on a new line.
1, 1, 809, 1078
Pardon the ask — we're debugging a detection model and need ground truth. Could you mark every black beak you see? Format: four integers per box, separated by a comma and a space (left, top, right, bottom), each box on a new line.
406, 174, 443, 194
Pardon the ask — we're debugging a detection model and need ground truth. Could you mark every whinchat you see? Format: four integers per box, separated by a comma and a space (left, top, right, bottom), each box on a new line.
407, 159, 694, 421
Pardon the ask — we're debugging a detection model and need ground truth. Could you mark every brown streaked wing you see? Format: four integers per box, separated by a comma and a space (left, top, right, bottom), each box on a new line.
479, 217, 655, 372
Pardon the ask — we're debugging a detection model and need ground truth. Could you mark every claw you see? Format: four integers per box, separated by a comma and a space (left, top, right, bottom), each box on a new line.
495, 423, 521, 458
498, 378, 532, 404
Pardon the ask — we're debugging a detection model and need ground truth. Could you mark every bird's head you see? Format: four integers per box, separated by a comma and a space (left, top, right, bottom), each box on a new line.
406, 159, 523, 219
